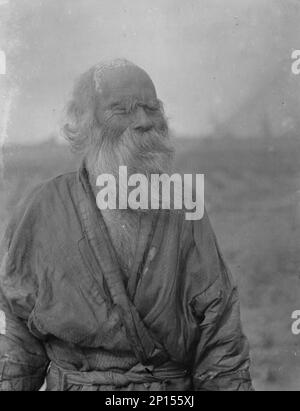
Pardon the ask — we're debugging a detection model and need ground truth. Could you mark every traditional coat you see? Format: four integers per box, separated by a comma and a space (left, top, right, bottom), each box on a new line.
0, 165, 253, 391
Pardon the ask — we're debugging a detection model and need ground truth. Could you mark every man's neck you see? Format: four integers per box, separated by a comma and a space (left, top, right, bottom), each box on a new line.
87, 166, 154, 276
101, 208, 141, 275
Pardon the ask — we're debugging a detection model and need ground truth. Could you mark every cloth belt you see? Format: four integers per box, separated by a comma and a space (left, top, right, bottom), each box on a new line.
48, 362, 189, 390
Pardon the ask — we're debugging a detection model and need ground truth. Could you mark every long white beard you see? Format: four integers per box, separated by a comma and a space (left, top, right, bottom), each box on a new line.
85, 127, 174, 270
90, 128, 174, 176
86, 127, 175, 210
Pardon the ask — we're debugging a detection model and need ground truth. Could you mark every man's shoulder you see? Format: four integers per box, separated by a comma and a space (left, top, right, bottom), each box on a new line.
30, 171, 77, 202
38, 171, 78, 198
11, 171, 78, 226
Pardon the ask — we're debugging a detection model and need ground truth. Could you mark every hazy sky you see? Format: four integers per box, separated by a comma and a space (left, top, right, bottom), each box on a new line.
0, 0, 300, 143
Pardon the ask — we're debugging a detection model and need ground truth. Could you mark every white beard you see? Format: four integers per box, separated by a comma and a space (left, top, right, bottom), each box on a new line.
85, 127, 173, 273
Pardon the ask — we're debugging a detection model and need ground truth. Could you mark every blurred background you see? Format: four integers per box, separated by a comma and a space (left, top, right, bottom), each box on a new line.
0, 0, 300, 390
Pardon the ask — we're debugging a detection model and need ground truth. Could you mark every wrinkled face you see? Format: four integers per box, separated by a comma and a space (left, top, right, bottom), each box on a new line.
95, 65, 161, 131
87, 65, 174, 183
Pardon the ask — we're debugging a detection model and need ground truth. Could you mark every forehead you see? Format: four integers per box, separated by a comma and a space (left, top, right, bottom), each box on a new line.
97, 66, 157, 109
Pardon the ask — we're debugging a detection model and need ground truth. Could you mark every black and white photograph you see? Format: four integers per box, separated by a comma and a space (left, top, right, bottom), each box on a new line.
0, 0, 299, 393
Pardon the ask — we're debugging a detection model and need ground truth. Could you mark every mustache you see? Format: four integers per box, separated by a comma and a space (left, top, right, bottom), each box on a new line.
119, 130, 174, 177
119, 128, 174, 166
89, 124, 175, 179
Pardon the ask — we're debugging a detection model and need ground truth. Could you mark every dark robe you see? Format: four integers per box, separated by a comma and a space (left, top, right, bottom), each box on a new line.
0, 165, 253, 391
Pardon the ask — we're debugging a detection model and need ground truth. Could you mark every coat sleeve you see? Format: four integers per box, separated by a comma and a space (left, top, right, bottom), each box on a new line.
187, 212, 253, 391
0, 191, 49, 391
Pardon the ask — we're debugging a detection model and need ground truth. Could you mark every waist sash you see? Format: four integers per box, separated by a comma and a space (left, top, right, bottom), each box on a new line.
48, 362, 189, 389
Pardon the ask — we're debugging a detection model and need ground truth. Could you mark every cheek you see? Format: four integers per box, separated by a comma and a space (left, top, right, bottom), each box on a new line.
95, 104, 106, 125
102, 114, 131, 142
112, 115, 131, 129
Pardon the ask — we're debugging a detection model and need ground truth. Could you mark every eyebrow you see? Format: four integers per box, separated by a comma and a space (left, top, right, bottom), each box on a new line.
109, 101, 125, 109
109, 97, 160, 111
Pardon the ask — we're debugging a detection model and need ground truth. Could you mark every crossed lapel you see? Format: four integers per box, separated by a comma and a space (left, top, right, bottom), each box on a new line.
76, 165, 169, 365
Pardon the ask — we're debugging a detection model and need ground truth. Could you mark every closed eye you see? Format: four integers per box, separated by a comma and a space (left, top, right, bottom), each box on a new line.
144, 105, 160, 114
112, 107, 128, 115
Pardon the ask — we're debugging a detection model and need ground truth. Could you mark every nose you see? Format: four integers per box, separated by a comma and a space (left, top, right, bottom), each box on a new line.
133, 106, 153, 132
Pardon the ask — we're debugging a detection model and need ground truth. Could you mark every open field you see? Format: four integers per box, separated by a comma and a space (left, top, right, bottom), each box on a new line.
1, 136, 300, 391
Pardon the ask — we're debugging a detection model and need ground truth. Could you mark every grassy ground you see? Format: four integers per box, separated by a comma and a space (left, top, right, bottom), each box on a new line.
2, 136, 300, 391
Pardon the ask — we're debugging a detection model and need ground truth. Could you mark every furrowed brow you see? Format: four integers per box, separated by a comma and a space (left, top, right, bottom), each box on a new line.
108, 98, 161, 112
109, 100, 126, 109
109, 98, 135, 111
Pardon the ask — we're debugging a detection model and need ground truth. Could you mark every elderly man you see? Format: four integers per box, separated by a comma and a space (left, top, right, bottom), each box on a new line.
0, 59, 253, 391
